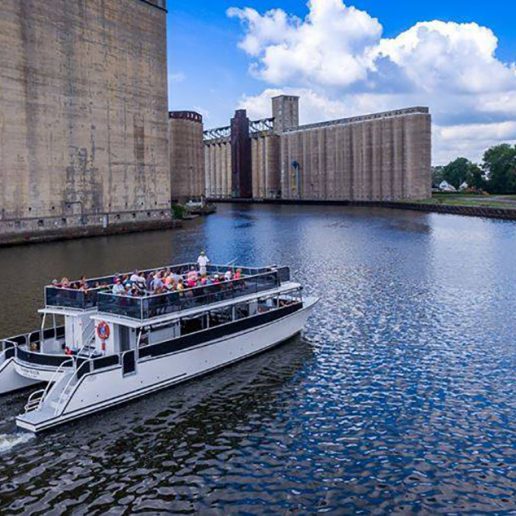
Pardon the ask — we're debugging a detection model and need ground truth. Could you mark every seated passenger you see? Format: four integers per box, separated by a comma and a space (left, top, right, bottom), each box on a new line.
152, 273, 164, 292
187, 266, 198, 282
146, 272, 154, 292
130, 270, 146, 287
233, 269, 242, 280
112, 278, 126, 295
224, 269, 232, 282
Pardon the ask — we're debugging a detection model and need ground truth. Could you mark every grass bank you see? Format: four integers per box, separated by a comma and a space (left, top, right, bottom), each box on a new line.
410, 194, 516, 210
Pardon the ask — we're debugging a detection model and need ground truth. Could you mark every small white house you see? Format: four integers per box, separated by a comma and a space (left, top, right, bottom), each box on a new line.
439, 180, 457, 192
459, 182, 469, 191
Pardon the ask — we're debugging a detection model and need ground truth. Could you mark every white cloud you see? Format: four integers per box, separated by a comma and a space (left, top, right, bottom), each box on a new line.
228, 0, 516, 163
229, 1, 381, 87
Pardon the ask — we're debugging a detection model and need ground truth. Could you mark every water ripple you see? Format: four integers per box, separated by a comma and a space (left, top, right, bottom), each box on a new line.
0, 204, 514, 513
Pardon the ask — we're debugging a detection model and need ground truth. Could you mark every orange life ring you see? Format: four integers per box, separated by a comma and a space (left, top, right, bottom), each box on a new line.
97, 321, 110, 340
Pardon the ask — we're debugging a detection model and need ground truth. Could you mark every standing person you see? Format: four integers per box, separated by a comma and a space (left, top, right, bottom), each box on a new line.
197, 251, 210, 276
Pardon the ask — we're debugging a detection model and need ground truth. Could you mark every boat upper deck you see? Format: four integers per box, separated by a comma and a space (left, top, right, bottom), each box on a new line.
44, 264, 291, 319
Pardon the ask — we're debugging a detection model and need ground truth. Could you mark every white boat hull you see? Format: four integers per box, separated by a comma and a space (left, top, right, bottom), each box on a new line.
0, 355, 41, 395
17, 298, 317, 432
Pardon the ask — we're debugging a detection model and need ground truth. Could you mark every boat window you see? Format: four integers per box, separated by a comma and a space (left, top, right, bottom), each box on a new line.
148, 321, 180, 344
138, 329, 150, 348
209, 307, 233, 327
234, 303, 249, 320
257, 296, 277, 313
181, 314, 205, 336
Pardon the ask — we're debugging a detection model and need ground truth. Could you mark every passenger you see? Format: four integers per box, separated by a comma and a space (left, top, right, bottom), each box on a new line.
146, 272, 155, 292
234, 269, 242, 280
130, 270, 145, 288
213, 274, 221, 284
176, 279, 185, 292
197, 251, 210, 276
224, 269, 232, 282
61, 277, 70, 288
152, 273, 164, 292
187, 266, 198, 284
112, 278, 126, 295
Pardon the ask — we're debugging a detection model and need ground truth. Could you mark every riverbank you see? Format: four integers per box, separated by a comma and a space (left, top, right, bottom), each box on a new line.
208, 197, 516, 220
0, 218, 183, 247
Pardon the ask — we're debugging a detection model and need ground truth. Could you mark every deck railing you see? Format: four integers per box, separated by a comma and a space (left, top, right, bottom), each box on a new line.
44, 264, 275, 311
97, 269, 288, 321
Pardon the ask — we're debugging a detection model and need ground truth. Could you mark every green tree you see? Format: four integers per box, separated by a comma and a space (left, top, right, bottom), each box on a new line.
483, 144, 516, 194
442, 157, 482, 190
469, 163, 486, 190
431, 166, 444, 187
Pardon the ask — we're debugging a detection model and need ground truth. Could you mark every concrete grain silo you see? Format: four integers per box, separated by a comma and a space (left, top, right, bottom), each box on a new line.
169, 111, 205, 201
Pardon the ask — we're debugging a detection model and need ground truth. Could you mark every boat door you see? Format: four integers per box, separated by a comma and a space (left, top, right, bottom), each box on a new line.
119, 326, 131, 353
122, 350, 136, 376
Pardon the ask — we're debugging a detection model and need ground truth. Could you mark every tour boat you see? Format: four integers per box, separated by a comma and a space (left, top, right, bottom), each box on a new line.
0, 263, 318, 433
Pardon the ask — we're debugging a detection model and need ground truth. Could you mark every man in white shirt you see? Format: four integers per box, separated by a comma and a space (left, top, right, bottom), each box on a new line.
130, 270, 145, 287
197, 251, 210, 276
112, 278, 126, 295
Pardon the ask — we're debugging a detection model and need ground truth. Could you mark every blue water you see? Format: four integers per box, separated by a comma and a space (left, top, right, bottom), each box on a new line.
0, 204, 514, 513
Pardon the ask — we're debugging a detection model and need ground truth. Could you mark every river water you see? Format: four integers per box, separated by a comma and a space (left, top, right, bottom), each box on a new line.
0, 204, 514, 514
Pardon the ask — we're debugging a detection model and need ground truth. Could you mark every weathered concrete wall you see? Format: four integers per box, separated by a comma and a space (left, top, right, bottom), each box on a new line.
0, 0, 170, 233
280, 109, 431, 201
272, 95, 300, 133
169, 111, 204, 201
204, 138, 231, 199
251, 133, 280, 199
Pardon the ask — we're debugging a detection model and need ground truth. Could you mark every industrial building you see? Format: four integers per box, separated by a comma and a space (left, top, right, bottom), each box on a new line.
0, 0, 432, 245
0, 0, 171, 242
169, 111, 205, 201
204, 96, 432, 202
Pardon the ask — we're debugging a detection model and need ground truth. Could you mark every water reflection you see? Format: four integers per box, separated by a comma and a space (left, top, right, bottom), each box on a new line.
0, 204, 514, 513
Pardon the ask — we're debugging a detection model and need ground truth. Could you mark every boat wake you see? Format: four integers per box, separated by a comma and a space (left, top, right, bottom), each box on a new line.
0, 432, 34, 454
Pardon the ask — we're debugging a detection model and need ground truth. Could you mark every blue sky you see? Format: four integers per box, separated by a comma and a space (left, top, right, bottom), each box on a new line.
167, 1, 516, 164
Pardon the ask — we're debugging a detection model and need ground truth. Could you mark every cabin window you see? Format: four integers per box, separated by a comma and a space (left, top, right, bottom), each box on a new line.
148, 321, 180, 344
234, 303, 250, 320
208, 307, 232, 327
257, 296, 276, 313
138, 329, 150, 348
181, 314, 205, 335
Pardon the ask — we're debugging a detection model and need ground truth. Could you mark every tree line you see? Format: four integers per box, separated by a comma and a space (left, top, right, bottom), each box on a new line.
432, 143, 516, 194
